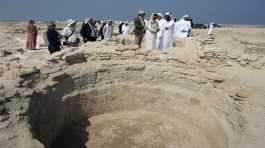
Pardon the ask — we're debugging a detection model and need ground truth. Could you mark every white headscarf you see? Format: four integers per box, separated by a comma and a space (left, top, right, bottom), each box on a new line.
84, 18, 90, 24
157, 13, 163, 17
165, 12, 171, 16
181, 15, 190, 20
107, 19, 113, 23
150, 13, 155, 22
147, 13, 159, 32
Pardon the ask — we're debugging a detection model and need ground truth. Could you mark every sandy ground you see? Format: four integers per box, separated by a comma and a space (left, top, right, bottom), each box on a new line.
0, 22, 265, 148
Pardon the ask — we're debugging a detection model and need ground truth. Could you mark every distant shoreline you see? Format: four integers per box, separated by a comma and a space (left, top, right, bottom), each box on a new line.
220, 24, 265, 28
0, 20, 265, 28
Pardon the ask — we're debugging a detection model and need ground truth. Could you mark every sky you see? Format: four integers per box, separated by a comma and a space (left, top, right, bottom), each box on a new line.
0, 0, 264, 24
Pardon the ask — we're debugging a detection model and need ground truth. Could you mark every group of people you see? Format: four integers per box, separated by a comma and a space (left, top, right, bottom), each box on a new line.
47, 18, 115, 54
25, 10, 216, 54
133, 10, 194, 52
25, 18, 115, 54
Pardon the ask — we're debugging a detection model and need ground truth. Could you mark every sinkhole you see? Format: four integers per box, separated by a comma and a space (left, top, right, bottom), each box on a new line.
27, 77, 229, 148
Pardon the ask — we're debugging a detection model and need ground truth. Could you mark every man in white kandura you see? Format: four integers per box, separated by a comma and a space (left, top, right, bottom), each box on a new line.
175, 15, 192, 38
156, 13, 166, 50
103, 19, 114, 40
122, 22, 130, 36
144, 13, 160, 51
162, 12, 175, 50
208, 22, 215, 35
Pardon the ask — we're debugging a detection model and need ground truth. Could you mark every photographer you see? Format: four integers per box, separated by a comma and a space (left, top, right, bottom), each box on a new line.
61, 19, 80, 47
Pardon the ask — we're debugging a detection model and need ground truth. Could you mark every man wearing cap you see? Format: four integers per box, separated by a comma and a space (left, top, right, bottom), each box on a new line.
134, 10, 146, 48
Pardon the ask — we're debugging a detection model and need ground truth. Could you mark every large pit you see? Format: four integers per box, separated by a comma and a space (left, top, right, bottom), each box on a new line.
28, 75, 230, 148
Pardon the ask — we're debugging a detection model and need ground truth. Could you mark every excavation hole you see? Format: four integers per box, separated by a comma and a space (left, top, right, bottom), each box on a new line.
28, 83, 228, 148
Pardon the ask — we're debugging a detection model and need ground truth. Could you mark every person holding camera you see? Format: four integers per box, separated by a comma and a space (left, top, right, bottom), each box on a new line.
61, 19, 80, 47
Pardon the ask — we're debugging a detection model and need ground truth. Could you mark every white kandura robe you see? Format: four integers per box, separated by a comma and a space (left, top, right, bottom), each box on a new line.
122, 25, 130, 36
174, 21, 180, 38
144, 20, 159, 51
208, 23, 215, 35
175, 19, 191, 38
156, 19, 166, 50
162, 20, 175, 50
103, 24, 113, 39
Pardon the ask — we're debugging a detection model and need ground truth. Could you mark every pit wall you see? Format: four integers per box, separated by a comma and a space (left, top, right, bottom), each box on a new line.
1, 58, 238, 148
28, 71, 229, 148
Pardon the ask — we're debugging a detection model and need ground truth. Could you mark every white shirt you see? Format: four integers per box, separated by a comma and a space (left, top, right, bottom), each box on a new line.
103, 24, 113, 39
175, 20, 191, 38
61, 27, 79, 43
157, 19, 166, 38
122, 25, 130, 36
156, 19, 166, 50
208, 23, 215, 35
163, 20, 175, 49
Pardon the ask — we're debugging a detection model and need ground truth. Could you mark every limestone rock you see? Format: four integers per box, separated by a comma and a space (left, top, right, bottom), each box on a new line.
51, 72, 71, 81
0, 106, 7, 115
0, 97, 7, 104
0, 50, 12, 57
115, 46, 129, 52
64, 51, 87, 65
239, 60, 248, 66
0, 115, 10, 122
125, 65, 146, 71
19, 68, 40, 80
236, 88, 252, 98
145, 53, 160, 62
96, 67, 111, 73
251, 62, 263, 69
135, 50, 149, 56
20, 89, 34, 98
198, 52, 206, 59
229, 54, 239, 60
225, 61, 234, 67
